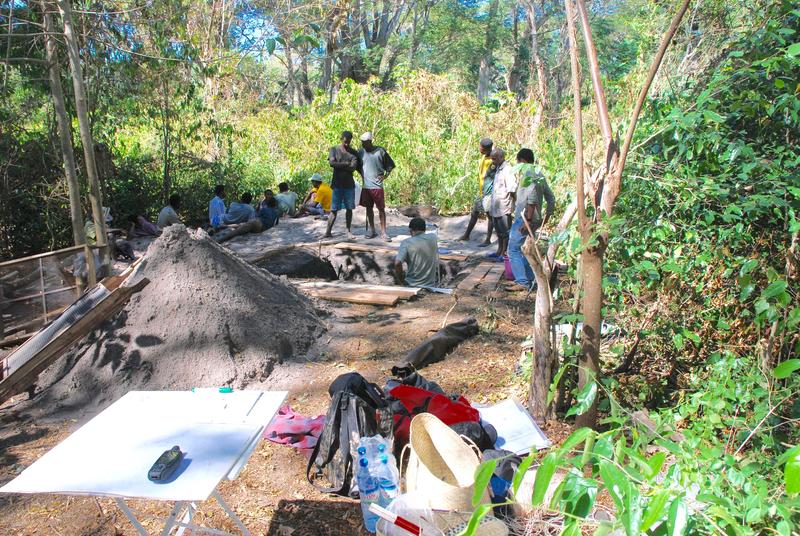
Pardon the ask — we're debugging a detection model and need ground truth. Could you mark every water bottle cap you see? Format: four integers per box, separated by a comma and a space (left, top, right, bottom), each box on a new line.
380, 455, 389, 464
359, 457, 369, 468
357, 446, 366, 456
377, 444, 386, 452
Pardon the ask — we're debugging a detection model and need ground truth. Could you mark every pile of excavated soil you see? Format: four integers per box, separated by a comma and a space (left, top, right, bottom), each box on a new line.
31, 225, 325, 417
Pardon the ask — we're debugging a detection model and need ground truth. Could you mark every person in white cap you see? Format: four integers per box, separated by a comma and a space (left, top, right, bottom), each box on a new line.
358, 131, 396, 241
296, 173, 332, 217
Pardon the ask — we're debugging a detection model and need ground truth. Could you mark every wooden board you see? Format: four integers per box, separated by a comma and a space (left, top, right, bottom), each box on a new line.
0, 279, 149, 403
480, 264, 506, 288
457, 263, 494, 290
296, 281, 421, 298
332, 242, 468, 262
301, 288, 399, 306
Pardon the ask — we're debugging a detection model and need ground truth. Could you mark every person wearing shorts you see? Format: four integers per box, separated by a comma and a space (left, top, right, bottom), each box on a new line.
459, 138, 496, 246
326, 130, 360, 239
358, 131, 396, 241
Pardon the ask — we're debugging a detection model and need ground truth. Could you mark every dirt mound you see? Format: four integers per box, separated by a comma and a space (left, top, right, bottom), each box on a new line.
31, 225, 325, 417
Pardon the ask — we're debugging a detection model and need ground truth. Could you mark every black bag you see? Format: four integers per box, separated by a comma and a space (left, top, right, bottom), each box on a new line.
307, 374, 393, 498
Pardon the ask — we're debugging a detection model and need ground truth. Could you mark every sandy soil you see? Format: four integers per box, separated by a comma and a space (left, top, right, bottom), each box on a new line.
0, 213, 564, 536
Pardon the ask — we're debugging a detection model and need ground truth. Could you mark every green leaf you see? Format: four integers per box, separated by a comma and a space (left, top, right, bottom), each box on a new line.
763, 280, 788, 299
787, 42, 800, 56
512, 455, 534, 497
472, 458, 497, 508
642, 490, 671, 531
667, 498, 688, 536
566, 382, 597, 418
532, 452, 558, 506
460, 503, 492, 536
786, 450, 800, 495
599, 460, 627, 511
561, 520, 581, 536
547, 363, 569, 406
739, 259, 758, 276
646, 452, 667, 479
774, 359, 800, 379
265, 38, 276, 55
703, 110, 725, 123
558, 427, 594, 457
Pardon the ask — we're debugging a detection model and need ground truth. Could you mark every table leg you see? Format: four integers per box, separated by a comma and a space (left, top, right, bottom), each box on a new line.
159, 501, 187, 536
212, 490, 252, 536
116, 498, 150, 536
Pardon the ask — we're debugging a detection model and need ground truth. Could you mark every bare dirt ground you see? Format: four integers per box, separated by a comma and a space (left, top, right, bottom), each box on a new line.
0, 212, 570, 536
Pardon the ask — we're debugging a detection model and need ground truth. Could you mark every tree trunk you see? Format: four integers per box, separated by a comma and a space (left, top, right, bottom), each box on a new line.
524, 0, 549, 135
58, 0, 110, 269
506, 10, 529, 97
41, 3, 85, 248
524, 235, 555, 422
477, 0, 500, 104
574, 247, 603, 429
161, 78, 171, 202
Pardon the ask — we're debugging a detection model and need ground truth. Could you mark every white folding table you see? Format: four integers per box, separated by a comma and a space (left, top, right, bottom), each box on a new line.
0, 389, 287, 535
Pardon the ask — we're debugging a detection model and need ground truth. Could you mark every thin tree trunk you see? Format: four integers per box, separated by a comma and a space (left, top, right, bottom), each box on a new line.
41, 3, 85, 248
161, 78, 171, 202
523, 0, 549, 137
58, 0, 110, 269
477, 0, 500, 103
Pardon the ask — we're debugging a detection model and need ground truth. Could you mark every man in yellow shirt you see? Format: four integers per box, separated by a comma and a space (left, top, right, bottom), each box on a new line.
458, 138, 495, 246
298, 173, 332, 216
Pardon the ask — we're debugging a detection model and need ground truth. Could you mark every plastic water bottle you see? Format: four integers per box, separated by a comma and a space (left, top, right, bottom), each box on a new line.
356, 458, 380, 532
376, 454, 399, 506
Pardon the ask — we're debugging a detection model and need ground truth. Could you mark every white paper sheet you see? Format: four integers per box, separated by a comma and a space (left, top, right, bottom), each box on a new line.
478, 399, 551, 454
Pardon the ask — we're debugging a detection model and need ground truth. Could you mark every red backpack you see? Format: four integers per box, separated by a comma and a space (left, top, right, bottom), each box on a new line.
388, 384, 480, 445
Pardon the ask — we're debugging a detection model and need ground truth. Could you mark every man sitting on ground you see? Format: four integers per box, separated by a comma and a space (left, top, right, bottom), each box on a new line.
395, 217, 439, 288
258, 197, 280, 230
297, 174, 332, 216
275, 182, 298, 217
126, 214, 161, 239
221, 192, 256, 225
157, 194, 182, 228
209, 184, 226, 228
259, 189, 276, 211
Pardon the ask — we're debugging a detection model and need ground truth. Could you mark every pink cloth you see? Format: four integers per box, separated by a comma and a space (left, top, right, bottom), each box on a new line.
264, 405, 326, 454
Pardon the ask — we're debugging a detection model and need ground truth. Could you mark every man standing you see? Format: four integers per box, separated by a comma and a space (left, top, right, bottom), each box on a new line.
358, 132, 396, 241
395, 217, 439, 288
506, 148, 555, 291
275, 182, 298, 217
458, 138, 495, 245
326, 131, 360, 239
157, 194, 182, 228
209, 184, 226, 228
487, 148, 517, 260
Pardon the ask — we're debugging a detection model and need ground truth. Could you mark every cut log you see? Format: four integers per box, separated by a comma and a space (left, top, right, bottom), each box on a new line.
332, 242, 468, 262
296, 281, 421, 297
301, 288, 399, 306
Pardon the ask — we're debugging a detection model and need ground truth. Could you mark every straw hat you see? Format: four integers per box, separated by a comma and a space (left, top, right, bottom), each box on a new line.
403, 414, 507, 535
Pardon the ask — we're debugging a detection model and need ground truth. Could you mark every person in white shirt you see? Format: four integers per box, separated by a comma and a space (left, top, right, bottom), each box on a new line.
487, 148, 517, 260
275, 182, 298, 217
157, 194, 182, 229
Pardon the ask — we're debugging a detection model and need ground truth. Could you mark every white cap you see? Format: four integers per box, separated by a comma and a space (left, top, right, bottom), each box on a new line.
309, 173, 323, 182
360, 132, 373, 141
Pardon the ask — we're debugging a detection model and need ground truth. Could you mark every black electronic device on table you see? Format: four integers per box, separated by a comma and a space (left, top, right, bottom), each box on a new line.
148, 446, 183, 482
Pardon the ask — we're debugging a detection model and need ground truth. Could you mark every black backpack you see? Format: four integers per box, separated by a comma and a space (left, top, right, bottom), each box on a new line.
306, 373, 393, 498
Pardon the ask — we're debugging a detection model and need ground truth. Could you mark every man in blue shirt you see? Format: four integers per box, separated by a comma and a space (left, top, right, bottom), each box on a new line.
209, 184, 226, 228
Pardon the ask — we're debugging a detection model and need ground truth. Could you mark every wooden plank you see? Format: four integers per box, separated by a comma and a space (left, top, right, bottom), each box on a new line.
457, 263, 494, 290
0, 244, 101, 269
0, 279, 149, 403
480, 264, 506, 288
296, 281, 421, 297
332, 242, 467, 262
301, 288, 398, 306
0, 332, 33, 350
